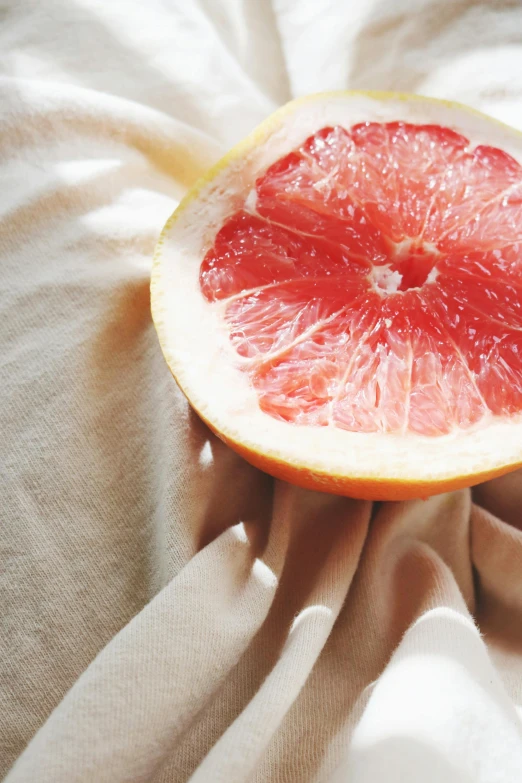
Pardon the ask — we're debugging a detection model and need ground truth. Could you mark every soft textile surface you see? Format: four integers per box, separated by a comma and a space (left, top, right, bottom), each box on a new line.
2, 1, 522, 780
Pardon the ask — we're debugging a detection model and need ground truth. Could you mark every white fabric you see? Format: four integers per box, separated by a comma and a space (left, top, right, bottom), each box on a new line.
2, 1, 522, 781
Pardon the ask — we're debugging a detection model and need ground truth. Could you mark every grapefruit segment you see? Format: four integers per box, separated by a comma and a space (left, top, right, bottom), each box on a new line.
152, 92, 522, 499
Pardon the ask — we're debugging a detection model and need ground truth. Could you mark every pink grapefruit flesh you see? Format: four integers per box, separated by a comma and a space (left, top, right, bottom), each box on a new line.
200, 122, 522, 438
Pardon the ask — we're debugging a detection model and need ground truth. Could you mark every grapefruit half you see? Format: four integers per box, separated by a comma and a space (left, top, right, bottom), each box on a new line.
151, 92, 522, 500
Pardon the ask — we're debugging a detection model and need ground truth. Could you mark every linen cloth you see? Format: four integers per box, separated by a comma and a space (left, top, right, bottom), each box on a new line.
3, 1, 522, 781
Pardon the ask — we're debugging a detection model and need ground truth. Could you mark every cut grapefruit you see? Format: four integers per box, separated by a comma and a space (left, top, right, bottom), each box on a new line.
151, 92, 522, 500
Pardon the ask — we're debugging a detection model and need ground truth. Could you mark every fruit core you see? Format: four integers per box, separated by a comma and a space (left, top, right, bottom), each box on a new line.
199, 122, 522, 436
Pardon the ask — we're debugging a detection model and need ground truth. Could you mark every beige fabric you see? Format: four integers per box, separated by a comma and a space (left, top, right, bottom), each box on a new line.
2, 1, 522, 780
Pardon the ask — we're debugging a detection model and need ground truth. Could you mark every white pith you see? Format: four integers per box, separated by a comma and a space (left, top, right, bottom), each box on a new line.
151, 92, 522, 486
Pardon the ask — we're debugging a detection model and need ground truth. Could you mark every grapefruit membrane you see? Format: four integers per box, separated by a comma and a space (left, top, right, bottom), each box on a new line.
151, 92, 522, 500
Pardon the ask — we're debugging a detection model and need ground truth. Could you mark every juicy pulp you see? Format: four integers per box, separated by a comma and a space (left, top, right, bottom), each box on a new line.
200, 122, 522, 437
